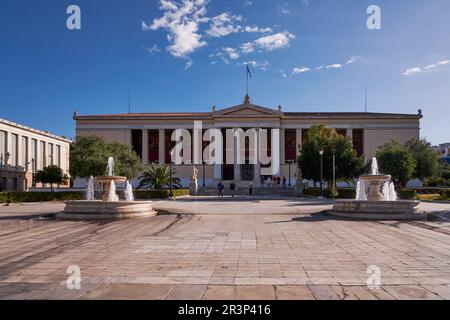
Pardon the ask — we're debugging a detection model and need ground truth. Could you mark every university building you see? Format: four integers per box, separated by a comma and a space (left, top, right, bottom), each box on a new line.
0, 118, 71, 191
74, 96, 422, 187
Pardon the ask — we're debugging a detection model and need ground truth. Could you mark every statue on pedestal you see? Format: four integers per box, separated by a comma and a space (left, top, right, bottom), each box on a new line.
189, 166, 199, 196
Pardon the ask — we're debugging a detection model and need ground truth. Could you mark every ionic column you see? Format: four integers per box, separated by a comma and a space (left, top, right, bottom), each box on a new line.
142, 129, 149, 165
158, 129, 165, 164
233, 136, 241, 181
346, 129, 353, 140
254, 129, 261, 184
280, 128, 285, 165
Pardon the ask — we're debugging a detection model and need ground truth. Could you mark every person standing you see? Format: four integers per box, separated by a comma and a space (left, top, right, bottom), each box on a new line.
282, 176, 287, 188
249, 182, 253, 196
218, 180, 224, 198
230, 181, 236, 198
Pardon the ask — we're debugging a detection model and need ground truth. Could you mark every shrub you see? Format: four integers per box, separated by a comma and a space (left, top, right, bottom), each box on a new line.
398, 189, 417, 200
134, 189, 190, 199
0, 192, 84, 203
439, 189, 450, 201
303, 188, 334, 198
416, 194, 441, 201
424, 176, 446, 187
337, 188, 356, 199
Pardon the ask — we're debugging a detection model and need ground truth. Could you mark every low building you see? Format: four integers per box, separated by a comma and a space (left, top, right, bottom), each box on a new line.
0, 118, 71, 191
74, 96, 422, 187
433, 143, 450, 164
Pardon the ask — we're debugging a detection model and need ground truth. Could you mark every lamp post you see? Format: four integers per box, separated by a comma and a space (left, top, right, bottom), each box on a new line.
202, 161, 206, 187
332, 152, 336, 198
288, 160, 292, 187
0, 152, 10, 192
169, 149, 174, 198
319, 149, 324, 197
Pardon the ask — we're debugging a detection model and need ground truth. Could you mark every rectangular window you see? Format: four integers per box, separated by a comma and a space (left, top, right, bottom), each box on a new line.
56, 145, 61, 168
31, 139, 37, 170
353, 129, 364, 157
21, 136, 28, 168
39, 141, 45, 169
336, 129, 347, 137
0, 131, 6, 158
148, 130, 159, 163
10, 134, 18, 166
285, 129, 297, 162
131, 129, 143, 160
48, 143, 54, 165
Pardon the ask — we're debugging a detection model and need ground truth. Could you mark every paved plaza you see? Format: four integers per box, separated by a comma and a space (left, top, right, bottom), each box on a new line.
0, 197, 450, 300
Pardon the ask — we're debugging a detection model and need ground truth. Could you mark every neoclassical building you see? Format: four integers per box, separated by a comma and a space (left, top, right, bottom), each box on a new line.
0, 118, 71, 191
74, 96, 422, 187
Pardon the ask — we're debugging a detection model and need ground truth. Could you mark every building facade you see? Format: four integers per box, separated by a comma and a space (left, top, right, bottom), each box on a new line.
0, 118, 71, 191
74, 97, 422, 187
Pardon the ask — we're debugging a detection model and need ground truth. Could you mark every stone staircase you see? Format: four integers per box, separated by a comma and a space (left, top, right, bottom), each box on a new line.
198, 185, 296, 196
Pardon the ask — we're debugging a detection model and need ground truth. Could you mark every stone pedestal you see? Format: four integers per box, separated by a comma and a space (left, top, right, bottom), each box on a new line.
189, 179, 198, 196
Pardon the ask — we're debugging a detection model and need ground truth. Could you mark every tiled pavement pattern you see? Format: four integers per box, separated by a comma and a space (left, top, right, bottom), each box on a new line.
0, 200, 450, 300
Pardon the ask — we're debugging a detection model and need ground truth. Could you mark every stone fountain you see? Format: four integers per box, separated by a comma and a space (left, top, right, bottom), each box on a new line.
58, 157, 156, 220
330, 157, 423, 220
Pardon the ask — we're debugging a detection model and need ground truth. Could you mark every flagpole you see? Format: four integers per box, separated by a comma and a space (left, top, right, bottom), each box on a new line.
246, 67, 248, 96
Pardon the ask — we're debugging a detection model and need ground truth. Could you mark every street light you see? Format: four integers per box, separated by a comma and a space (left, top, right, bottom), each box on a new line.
169, 149, 174, 198
0, 152, 11, 192
202, 161, 206, 187
332, 152, 336, 198
287, 160, 293, 187
319, 149, 324, 197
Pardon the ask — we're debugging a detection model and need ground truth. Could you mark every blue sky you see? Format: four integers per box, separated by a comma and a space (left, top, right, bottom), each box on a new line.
0, 0, 449, 144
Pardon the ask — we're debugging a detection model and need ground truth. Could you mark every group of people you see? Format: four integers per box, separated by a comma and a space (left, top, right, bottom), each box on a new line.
260, 175, 288, 188
217, 175, 289, 198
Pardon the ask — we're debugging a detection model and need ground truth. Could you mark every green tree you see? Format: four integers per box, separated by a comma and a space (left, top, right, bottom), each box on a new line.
34, 165, 68, 191
298, 124, 365, 185
376, 140, 416, 188
137, 164, 181, 190
70, 135, 142, 178
404, 138, 440, 180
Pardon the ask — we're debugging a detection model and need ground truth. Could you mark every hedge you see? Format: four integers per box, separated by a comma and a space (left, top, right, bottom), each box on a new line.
0, 192, 84, 203
302, 188, 355, 199
134, 189, 190, 199
398, 189, 417, 200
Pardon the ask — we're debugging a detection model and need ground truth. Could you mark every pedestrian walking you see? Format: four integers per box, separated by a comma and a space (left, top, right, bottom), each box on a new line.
218, 180, 224, 198
230, 181, 236, 198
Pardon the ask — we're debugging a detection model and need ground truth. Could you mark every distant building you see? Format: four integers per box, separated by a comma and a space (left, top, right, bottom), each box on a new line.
74, 95, 422, 187
0, 118, 71, 191
433, 143, 450, 163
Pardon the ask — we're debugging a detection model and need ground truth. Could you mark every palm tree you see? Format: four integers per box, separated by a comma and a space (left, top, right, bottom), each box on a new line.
138, 163, 182, 190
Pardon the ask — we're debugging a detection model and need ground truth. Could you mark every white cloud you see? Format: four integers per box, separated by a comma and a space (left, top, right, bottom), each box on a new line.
243, 0, 253, 6
326, 64, 342, 69
145, 44, 161, 54
240, 42, 255, 53
346, 56, 360, 64
280, 70, 287, 78
243, 60, 270, 71
277, 3, 291, 16
244, 26, 273, 33
252, 31, 295, 51
403, 60, 450, 76
185, 59, 194, 70
223, 47, 240, 60
144, 0, 209, 58
206, 12, 243, 38
315, 65, 324, 70
292, 67, 311, 75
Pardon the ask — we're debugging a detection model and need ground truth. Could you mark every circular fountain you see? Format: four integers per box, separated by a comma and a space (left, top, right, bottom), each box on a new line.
58, 157, 156, 220
330, 157, 423, 220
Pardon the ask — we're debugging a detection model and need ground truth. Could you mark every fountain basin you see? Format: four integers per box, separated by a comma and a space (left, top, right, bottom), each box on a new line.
58, 200, 156, 220
330, 200, 424, 220
96, 176, 127, 201
360, 174, 391, 201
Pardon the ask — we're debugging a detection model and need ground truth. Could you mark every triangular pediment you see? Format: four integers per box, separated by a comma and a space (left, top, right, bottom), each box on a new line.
213, 104, 282, 118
